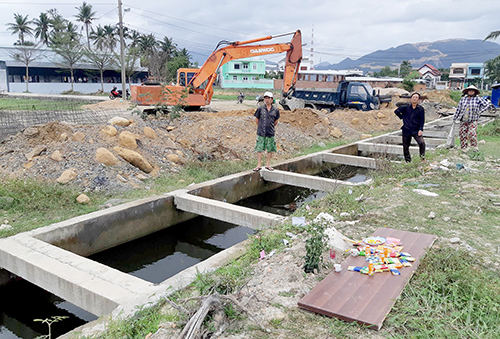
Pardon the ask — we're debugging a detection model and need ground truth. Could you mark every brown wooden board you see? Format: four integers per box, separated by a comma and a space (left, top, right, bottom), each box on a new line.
298, 228, 437, 330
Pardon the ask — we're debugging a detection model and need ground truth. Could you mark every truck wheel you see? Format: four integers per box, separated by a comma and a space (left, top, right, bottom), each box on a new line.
361, 103, 368, 110
305, 103, 317, 110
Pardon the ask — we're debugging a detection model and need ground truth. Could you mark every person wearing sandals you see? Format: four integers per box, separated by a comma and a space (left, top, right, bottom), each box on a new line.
253, 91, 279, 171
453, 85, 489, 152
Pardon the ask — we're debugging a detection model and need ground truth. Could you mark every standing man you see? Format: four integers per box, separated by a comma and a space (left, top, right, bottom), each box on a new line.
394, 92, 426, 162
253, 91, 279, 171
453, 85, 489, 152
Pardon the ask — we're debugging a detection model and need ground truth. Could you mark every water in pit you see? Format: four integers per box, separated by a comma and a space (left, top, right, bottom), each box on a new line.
0, 165, 369, 338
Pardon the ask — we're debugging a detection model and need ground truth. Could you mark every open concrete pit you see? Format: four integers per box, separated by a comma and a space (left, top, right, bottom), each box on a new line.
0, 116, 457, 338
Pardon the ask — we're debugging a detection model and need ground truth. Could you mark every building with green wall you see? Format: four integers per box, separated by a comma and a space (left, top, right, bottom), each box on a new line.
219, 57, 273, 89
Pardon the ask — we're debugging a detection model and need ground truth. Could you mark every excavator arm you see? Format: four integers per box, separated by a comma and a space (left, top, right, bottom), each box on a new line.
190, 30, 302, 102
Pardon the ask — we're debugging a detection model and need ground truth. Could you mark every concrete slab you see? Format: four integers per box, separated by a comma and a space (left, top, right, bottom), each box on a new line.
260, 169, 368, 191
380, 135, 446, 146
173, 190, 285, 229
0, 236, 154, 316
321, 153, 379, 169
357, 142, 420, 156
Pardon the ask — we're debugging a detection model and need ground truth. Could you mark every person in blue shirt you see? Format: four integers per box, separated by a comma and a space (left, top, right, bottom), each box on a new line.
394, 92, 425, 162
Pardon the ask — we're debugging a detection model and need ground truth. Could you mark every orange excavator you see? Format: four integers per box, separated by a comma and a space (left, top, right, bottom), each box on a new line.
130, 30, 302, 109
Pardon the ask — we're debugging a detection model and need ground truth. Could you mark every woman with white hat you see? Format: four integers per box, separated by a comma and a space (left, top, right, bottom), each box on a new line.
453, 85, 489, 151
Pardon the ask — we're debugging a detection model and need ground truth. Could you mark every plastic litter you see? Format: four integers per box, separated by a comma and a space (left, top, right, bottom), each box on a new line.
292, 216, 306, 227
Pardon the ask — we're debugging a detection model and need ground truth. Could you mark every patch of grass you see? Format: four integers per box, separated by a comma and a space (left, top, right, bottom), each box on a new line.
0, 178, 107, 237
0, 98, 90, 110
295, 140, 347, 156
94, 302, 178, 339
449, 90, 463, 103
387, 247, 500, 339
192, 260, 252, 295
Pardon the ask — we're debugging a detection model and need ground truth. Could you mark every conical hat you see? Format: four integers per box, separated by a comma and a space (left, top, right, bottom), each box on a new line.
462, 85, 480, 95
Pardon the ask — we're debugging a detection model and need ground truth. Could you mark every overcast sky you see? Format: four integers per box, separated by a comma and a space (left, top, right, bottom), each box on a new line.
0, 0, 499, 65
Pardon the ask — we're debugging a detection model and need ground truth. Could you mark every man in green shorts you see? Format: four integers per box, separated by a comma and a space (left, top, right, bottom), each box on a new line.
254, 91, 279, 171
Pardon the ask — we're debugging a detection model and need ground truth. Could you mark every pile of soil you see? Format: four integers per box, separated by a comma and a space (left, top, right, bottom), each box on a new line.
0, 99, 443, 192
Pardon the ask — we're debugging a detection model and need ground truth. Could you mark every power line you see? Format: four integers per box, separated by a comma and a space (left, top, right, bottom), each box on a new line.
124, 3, 246, 36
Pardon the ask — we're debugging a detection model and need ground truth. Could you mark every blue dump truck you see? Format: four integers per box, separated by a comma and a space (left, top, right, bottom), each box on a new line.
280, 81, 392, 112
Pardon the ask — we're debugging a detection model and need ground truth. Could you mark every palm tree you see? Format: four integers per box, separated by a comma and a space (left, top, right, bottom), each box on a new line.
103, 24, 118, 51
65, 22, 80, 41
74, 1, 96, 48
6, 13, 33, 44
32, 12, 51, 45
47, 9, 67, 35
485, 31, 500, 41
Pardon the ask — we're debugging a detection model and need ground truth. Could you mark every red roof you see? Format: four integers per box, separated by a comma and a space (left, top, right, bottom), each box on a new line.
418, 64, 440, 76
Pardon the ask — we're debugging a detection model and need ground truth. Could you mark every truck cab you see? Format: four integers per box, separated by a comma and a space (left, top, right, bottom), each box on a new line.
343, 82, 380, 111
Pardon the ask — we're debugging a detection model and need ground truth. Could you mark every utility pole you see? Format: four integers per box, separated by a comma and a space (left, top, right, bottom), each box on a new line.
118, 0, 127, 100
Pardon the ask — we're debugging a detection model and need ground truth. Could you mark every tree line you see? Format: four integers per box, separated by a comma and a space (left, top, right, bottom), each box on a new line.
6, 2, 192, 92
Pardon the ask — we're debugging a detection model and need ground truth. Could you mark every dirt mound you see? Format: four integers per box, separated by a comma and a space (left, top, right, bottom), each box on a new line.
0, 97, 442, 192
423, 89, 458, 106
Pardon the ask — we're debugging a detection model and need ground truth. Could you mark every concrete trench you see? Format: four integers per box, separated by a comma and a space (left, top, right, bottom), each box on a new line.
0, 114, 493, 337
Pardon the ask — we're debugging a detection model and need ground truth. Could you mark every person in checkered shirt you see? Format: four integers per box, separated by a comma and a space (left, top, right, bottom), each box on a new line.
453, 85, 489, 151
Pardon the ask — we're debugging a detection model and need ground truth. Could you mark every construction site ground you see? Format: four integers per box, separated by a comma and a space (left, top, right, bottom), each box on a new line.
0, 92, 446, 193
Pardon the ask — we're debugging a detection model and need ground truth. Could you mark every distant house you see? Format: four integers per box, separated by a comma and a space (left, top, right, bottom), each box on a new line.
449, 62, 485, 90
466, 63, 485, 87
418, 64, 441, 89
219, 57, 273, 89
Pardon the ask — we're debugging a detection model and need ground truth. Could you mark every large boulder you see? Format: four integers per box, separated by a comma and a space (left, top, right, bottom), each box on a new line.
329, 127, 343, 139
57, 169, 77, 184
72, 132, 85, 142
119, 131, 138, 150
108, 117, 131, 127
101, 125, 118, 137
25, 146, 47, 161
95, 148, 119, 166
113, 147, 153, 173
166, 153, 183, 164
51, 150, 63, 162
143, 127, 157, 139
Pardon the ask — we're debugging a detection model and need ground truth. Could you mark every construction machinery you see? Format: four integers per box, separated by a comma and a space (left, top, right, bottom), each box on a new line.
280, 80, 392, 112
131, 30, 302, 109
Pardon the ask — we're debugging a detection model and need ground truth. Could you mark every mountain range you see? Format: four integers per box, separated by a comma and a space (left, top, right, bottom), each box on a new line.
314, 39, 500, 72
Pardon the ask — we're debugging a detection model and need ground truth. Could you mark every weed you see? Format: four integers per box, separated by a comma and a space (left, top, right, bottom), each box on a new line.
34, 316, 68, 339
303, 221, 328, 273
387, 247, 500, 338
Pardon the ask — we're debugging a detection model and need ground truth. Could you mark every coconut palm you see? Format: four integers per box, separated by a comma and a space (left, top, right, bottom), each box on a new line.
6, 13, 33, 44
32, 12, 51, 45
74, 1, 96, 48
102, 24, 118, 51
485, 30, 500, 41
47, 9, 67, 35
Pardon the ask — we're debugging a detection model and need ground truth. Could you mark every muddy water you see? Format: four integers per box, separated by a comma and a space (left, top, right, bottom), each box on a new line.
0, 166, 370, 338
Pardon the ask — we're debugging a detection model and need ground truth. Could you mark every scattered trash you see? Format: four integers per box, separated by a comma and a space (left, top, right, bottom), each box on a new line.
259, 250, 266, 260
464, 244, 476, 252
292, 216, 306, 227
427, 211, 436, 219
355, 194, 365, 202
329, 249, 336, 260
339, 212, 350, 217
456, 163, 464, 170
443, 217, 451, 221
306, 205, 311, 210
413, 189, 439, 197
313, 212, 335, 224
0, 224, 12, 231
334, 264, 342, 272
348, 189, 353, 194
440, 159, 453, 167
285, 232, 297, 239
267, 250, 276, 258
449, 237, 461, 244
282, 239, 289, 246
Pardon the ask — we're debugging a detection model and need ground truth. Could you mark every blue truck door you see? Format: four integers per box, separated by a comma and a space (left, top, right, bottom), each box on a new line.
347, 84, 369, 110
